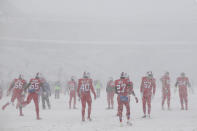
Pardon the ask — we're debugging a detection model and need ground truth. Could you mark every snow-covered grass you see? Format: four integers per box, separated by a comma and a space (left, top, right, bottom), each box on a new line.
0, 42, 197, 130
0, 89, 197, 131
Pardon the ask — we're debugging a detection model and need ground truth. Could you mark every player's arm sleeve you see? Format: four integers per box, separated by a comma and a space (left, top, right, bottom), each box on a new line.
113, 85, 116, 93
77, 80, 81, 97
130, 83, 136, 97
8, 80, 15, 92
140, 78, 144, 93
106, 82, 109, 93
24, 82, 31, 93
114, 83, 118, 94
22, 81, 27, 93
175, 79, 178, 87
153, 79, 156, 94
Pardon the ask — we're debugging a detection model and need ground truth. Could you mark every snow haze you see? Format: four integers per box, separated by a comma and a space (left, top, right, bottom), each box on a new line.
0, 0, 197, 131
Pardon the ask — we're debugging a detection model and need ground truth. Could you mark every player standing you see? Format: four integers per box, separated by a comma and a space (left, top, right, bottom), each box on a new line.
160, 72, 171, 110
67, 76, 77, 109
106, 77, 115, 109
175, 72, 191, 110
2, 74, 26, 116
95, 80, 101, 98
115, 72, 138, 126
140, 71, 156, 118
54, 81, 61, 99
40, 78, 51, 110
22, 73, 43, 120
77, 72, 96, 121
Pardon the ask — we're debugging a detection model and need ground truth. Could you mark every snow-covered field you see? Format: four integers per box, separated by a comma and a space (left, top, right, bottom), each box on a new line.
0, 42, 197, 131
0, 88, 197, 131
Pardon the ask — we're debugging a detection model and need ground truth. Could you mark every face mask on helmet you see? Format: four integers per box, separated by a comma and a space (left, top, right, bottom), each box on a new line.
83, 72, 88, 78
147, 71, 153, 78
36, 72, 41, 79
19, 74, 24, 79
120, 72, 126, 79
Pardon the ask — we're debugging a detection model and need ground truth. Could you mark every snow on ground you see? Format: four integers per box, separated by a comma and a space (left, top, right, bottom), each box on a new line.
0, 42, 197, 131
0, 88, 197, 131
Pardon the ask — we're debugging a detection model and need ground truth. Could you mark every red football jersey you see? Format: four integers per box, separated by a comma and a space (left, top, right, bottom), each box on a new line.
161, 75, 170, 90
28, 78, 42, 92
77, 78, 96, 96
68, 80, 77, 92
140, 77, 156, 96
10, 79, 26, 94
176, 77, 190, 88
115, 78, 133, 96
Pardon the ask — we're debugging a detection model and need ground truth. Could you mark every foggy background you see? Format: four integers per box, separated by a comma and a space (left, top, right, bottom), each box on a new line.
0, 0, 197, 88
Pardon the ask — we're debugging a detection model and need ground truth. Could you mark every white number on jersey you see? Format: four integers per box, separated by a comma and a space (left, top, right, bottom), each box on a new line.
29, 82, 39, 90
144, 81, 151, 89
80, 81, 90, 92
116, 83, 126, 93
14, 81, 23, 89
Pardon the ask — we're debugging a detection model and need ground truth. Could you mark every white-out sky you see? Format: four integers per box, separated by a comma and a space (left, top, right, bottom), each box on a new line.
0, 0, 197, 42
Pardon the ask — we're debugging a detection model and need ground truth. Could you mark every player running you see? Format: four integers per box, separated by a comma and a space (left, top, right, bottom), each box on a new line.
140, 71, 156, 118
2, 74, 26, 116
67, 76, 77, 109
106, 77, 115, 109
160, 72, 171, 110
175, 72, 191, 110
115, 72, 138, 126
22, 73, 43, 120
77, 72, 96, 121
